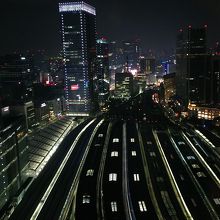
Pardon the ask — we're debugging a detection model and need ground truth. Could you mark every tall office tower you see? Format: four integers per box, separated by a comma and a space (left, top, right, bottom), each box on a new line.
163, 73, 176, 102
122, 39, 141, 71
140, 57, 156, 75
211, 55, 220, 105
96, 37, 110, 106
0, 54, 33, 104
176, 26, 209, 106
114, 72, 133, 100
59, 1, 97, 116
109, 41, 124, 71
108, 41, 124, 90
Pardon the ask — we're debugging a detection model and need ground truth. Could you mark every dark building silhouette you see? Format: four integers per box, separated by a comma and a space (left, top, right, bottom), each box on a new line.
176, 26, 209, 106
0, 54, 33, 105
122, 39, 141, 71
211, 55, 220, 105
59, 1, 97, 116
96, 37, 109, 106
140, 57, 156, 75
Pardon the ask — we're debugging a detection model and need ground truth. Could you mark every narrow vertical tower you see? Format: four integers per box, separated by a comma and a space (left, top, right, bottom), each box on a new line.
59, 1, 97, 116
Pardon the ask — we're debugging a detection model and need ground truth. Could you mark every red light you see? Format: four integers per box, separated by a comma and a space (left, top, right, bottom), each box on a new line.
188, 25, 192, 29
204, 24, 208, 28
71, 84, 79, 91
179, 29, 183, 32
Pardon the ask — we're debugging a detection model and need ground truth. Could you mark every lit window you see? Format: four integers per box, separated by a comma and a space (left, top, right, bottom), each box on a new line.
111, 151, 119, 157
86, 169, 94, 176
113, 138, 119, 143
197, 172, 206, 178
150, 152, 156, 157
191, 164, 200, 169
111, 201, 117, 212
187, 156, 195, 160
213, 198, 220, 205
134, 174, 140, 181
131, 151, 137, 156
109, 173, 117, 181
138, 201, 147, 212
82, 195, 91, 204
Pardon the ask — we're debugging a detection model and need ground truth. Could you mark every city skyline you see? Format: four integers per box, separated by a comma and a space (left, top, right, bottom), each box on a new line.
1, 0, 220, 219
0, 0, 220, 55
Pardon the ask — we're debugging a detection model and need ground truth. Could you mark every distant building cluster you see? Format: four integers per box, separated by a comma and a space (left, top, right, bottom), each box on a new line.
174, 26, 220, 120
0, 52, 66, 210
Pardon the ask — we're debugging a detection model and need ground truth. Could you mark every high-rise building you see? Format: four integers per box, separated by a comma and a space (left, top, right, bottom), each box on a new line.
114, 72, 133, 100
0, 54, 33, 105
162, 56, 176, 75
176, 26, 209, 106
140, 57, 156, 75
0, 116, 29, 210
59, 1, 97, 116
163, 72, 176, 102
96, 37, 109, 106
211, 55, 220, 105
108, 41, 124, 90
109, 41, 123, 71
122, 39, 141, 71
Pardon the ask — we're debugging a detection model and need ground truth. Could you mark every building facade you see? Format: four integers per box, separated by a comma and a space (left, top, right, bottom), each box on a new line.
114, 72, 133, 100
59, 1, 97, 116
211, 55, 220, 105
163, 72, 176, 102
0, 117, 29, 210
0, 54, 33, 105
176, 26, 209, 106
96, 37, 110, 106
122, 39, 141, 71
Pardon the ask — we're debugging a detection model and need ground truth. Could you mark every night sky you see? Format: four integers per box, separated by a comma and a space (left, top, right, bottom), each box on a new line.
0, 0, 220, 55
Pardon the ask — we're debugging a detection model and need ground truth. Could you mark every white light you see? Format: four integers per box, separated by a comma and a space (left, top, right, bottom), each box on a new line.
41, 103, 46, 108
2, 106, 9, 112
59, 2, 96, 15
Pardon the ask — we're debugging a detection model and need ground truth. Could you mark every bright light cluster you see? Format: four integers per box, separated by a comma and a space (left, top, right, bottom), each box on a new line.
59, 2, 96, 15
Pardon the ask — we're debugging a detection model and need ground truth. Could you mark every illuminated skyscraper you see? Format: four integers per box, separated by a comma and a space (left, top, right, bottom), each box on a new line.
59, 1, 97, 116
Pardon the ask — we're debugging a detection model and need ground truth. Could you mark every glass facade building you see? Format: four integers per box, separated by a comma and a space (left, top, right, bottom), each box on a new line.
0, 117, 29, 210
59, 2, 97, 116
